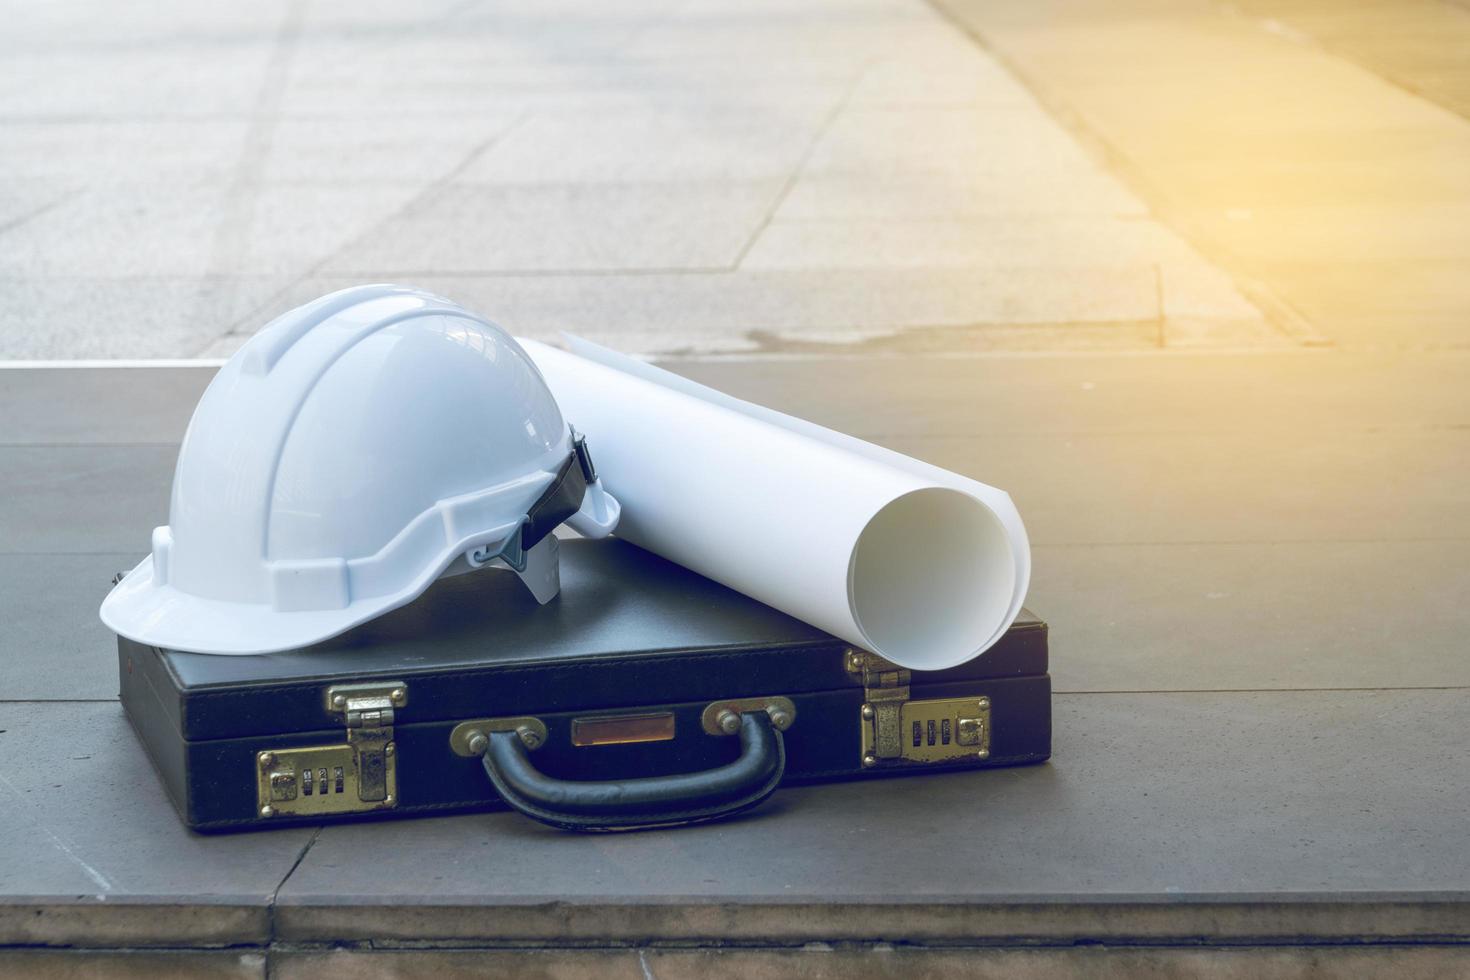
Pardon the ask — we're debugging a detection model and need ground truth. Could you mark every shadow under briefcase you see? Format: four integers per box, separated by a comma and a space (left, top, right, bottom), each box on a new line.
118, 539, 1051, 832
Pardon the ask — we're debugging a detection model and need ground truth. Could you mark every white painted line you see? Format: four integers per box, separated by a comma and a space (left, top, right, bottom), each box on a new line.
0, 347, 1333, 370
653, 345, 1326, 362
0, 358, 227, 369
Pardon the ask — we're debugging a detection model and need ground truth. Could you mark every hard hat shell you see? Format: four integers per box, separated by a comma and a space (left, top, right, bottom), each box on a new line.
101, 284, 614, 654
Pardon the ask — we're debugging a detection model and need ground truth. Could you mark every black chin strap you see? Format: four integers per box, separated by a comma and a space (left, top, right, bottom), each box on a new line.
476, 429, 599, 573
519, 430, 597, 550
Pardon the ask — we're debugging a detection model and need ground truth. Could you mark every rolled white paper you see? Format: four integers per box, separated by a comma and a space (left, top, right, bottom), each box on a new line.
521, 338, 1031, 671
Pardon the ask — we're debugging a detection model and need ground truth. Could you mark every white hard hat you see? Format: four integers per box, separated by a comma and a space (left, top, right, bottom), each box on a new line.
100, 284, 620, 655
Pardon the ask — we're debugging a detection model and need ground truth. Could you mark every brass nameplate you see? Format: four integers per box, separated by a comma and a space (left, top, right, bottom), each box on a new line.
571, 712, 676, 747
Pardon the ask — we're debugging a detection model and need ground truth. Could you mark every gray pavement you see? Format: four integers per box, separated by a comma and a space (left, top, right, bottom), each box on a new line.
0, 0, 1280, 359
2, 0, 1469, 975
937, 0, 1470, 351
2, 351, 1468, 976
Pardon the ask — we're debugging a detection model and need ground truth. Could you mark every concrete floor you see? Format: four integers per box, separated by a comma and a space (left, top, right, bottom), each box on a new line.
0, 0, 1279, 358
938, 0, 1470, 351
2, 0, 1469, 976
2, 354, 1469, 979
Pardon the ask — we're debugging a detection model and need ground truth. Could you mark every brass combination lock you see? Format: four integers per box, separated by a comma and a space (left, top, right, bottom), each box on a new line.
848, 650, 992, 767
865, 696, 991, 766
254, 682, 404, 819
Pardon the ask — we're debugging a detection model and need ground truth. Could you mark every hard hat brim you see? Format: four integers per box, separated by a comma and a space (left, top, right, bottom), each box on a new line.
100, 446, 623, 655
100, 553, 447, 655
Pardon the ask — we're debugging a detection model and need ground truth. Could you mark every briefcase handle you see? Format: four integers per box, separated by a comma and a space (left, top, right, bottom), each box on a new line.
480, 710, 785, 832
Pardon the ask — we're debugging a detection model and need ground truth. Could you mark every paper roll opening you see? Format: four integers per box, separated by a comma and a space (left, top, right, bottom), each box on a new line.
849, 487, 1017, 671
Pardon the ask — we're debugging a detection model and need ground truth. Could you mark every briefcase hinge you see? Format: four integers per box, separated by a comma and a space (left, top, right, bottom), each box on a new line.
327, 681, 407, 728
846, 649, 992, 768
846, 649, 911, 699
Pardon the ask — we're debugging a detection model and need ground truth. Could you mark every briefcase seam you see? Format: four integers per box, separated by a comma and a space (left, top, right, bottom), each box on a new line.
182, 640, 1040, 701
182, 646, 845, 701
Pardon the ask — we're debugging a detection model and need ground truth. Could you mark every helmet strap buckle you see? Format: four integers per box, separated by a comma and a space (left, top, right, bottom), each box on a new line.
471, 519, 530, 574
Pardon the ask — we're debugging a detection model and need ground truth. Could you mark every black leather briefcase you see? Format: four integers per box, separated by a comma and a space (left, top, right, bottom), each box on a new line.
118, 539, 1051, 832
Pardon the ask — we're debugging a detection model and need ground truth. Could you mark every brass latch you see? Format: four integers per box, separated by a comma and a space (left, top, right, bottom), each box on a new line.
847, 650, 991, 767
847, 649, 910, 762
255, 681, 406, 819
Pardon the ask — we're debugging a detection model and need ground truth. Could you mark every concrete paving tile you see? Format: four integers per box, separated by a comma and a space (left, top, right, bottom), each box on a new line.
624, 21, 979, 66
1146, 131, 1470, 215
738, 214, 1273, 343
1160, 258, 1265, 321
0, 702, 314, 947
1134, 127, 1470, 210
1152, 139, 1470, 218
0, 555, 137, 701
279, 50, 521, 120
1255, 259, 1470, 350
0, 47, 275, 120
750, 321, 1174, 354
1035, 539, 1470, 693
1203, 203, 1470, 265
282, 55, 852, 117
0, 192, 220, 278
1228, 0, 1470, 122
1049, 48, 1457, 141
938, 0, 1470, 350
261, 115, 521, 183
0, 446, 173, 554
0, 181, 77, 234
776, 173, 1146, 220
0, 277, 292, 359
300, 0, 484, 33
0, 183, 425, 279
272, 266, 1159, 357
297, 0, 656, 60
906, 427, 1469, 546
229, 185, 430, 277
446, 0, 675, 27
665, 0, 934, 21
1161, 315, 1285, 348
458, 107, 834, 184
848, 58, 1038, 107
740, 216, 1199, 270
803, 106, 1096, 178
0, 121, 251, 185
519, 81, 853, 115
322, 181, 785, 275
275, 690, 1470, 942
0, 950, 265, 979
1, 0, 289, 52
